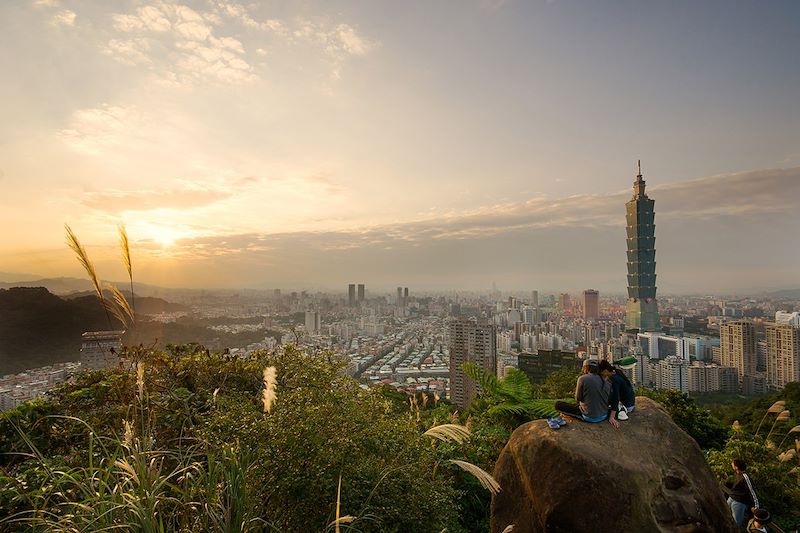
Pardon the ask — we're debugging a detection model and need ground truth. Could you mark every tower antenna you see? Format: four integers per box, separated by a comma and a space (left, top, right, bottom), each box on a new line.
637, 159, 642, 177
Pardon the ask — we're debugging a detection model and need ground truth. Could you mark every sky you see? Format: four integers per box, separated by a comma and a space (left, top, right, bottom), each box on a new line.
1, 0, 798, 293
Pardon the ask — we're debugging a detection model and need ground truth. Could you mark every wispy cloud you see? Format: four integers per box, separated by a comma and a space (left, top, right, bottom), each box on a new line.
50, 9, 76, 26
95, 1, 375, 86
82, 185, 234, 212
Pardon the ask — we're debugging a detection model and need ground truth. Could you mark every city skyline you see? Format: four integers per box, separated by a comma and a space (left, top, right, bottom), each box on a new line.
1, 1, 799, 292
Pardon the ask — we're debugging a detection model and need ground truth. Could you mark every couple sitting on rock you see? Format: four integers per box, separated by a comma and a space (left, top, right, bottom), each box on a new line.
554, 358, 635, 428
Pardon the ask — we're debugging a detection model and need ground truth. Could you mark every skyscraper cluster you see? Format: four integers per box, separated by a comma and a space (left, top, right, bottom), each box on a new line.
396, 286, 409, 307
347, 283, 366, 306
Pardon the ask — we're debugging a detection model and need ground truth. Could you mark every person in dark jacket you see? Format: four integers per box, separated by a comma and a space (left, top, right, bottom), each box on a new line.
722, 459, 759, 527
599, 360, 636, 421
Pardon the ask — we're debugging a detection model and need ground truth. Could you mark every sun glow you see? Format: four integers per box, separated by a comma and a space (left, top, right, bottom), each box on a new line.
138, 224, 188, 248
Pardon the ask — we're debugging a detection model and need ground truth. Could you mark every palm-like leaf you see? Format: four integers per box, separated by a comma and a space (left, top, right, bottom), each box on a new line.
462, 363, 499, 395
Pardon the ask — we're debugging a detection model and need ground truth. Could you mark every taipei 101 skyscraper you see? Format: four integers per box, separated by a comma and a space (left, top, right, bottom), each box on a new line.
625, 161, 661, 332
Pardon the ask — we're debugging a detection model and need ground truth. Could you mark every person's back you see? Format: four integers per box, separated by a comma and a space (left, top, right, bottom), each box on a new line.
576, 373, 611, 422
611, 371, 635, 410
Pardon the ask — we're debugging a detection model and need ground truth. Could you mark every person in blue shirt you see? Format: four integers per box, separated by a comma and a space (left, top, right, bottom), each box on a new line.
555, 359, 613, 425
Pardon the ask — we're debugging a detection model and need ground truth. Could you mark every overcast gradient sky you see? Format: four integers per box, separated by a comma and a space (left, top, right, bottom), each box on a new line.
1, 0, 798, 293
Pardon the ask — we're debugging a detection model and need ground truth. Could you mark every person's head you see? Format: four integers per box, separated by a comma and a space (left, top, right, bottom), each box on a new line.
752, 508, 771, 526
732, 459, 747, 473
582, 359, 599, 374
598, 360, 614, 378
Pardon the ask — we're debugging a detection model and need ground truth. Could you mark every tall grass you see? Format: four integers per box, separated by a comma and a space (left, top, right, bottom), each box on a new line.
64, 224, 136, 330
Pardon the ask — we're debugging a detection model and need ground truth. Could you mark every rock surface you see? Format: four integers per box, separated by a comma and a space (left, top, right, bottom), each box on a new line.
490, 397, 736, 533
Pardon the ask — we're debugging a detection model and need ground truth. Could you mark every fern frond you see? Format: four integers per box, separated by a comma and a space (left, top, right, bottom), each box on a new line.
462, 362, 499, 394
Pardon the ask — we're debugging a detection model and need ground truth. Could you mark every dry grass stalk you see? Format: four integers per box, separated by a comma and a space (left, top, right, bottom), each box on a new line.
449, 459, 501, 496
335, 474, 343, 533
423, 424, 471, 444
262, 366, 277, 414
779, 449, 797, 462
136, 362, 145, 397
119, 225, 135, 319
65, 224, 112, 327
106, 282, 135, 327
501, 526, 515, 533
757, 400, 789, 434
115, 458, 139, 484
123, 419, 133, 448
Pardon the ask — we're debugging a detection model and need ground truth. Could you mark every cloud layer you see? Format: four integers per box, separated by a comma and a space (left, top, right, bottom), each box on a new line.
113, 167, 799, 292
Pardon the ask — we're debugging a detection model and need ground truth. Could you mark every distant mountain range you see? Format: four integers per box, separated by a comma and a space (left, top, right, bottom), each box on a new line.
0, 287, 186, 375
767, 288, 800, 299
0, 277, 216, 302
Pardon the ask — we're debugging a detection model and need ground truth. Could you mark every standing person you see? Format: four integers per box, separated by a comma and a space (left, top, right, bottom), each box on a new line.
721, 459, 759, 527
599, 360, 636, 422
555, 359, 613, 426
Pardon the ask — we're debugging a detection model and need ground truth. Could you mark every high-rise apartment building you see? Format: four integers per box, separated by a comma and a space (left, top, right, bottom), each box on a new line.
583, 289, 599, 321
766, 322, 800, 389
404, 287, 409, 305
347, 284, 356, 307
305, 310, 321, 334
558, 293, 571, 311
719, 321, 757, 387
531, 290, 539, 307
449, 318, 497, 408
397, 287, 403, 306
688, 362, 738, 394
357, 284, 365, 303
776, 311, 800, 327
625, 161, 660, 332
80, 330, 124, 370
654, 356, 689, 392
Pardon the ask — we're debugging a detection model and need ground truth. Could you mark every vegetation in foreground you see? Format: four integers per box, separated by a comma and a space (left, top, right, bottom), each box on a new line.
2, 343, 800, 531
0, 344, 512, 532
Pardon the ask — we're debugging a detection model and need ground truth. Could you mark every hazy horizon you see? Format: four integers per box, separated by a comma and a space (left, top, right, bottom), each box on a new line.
2, 1, 799, 293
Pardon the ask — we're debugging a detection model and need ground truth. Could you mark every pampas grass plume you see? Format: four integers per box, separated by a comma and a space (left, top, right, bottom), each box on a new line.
262, 366, 277, 414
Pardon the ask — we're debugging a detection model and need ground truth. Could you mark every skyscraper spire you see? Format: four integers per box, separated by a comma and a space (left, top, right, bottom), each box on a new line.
633, 159, 646, 198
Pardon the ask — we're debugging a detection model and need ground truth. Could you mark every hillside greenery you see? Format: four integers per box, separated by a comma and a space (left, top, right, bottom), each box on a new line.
3, 343, 800, 530
0, 344, 506, 532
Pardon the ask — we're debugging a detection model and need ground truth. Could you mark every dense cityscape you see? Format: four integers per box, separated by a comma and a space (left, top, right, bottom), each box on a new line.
2, 1, 800, 530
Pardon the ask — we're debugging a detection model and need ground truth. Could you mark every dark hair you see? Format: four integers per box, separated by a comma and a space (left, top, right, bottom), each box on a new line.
614, 367, 632, 386
598, 360, 613, 373
733, 459, 747, 471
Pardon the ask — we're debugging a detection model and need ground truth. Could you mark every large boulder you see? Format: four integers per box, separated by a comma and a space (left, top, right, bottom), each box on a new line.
490, 397, 736, 533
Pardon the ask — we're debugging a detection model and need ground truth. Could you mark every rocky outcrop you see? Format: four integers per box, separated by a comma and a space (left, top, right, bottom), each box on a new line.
490, 397, 736, 533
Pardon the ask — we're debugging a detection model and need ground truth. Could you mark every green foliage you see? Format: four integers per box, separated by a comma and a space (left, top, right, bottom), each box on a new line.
706, 431, 800, 530
462, 363, 559, 429
637, 387, 729, 450
0, 345, 472, 532
533, 367, 579, 399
